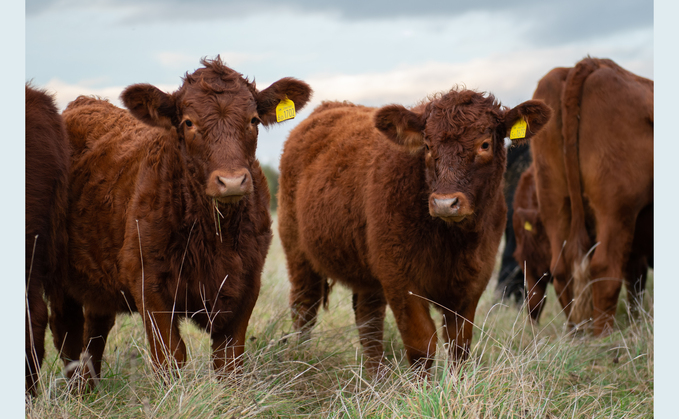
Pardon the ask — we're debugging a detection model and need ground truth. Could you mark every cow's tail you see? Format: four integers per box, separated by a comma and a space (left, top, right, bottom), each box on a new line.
561, 57, 600, 326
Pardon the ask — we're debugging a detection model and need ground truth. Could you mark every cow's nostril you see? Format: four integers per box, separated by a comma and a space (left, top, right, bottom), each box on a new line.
450, 197, 459, 207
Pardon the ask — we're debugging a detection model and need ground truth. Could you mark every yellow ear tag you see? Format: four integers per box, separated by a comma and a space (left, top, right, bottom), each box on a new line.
510, 118, 527, 140
524, 221, 533, 231
276, 97, 296, 122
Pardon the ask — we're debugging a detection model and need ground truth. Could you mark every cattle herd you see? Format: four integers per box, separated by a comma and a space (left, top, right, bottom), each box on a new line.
25, 55, 653, 395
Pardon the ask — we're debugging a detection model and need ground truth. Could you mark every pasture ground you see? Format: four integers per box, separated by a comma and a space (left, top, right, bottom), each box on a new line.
26, 217, 653, 418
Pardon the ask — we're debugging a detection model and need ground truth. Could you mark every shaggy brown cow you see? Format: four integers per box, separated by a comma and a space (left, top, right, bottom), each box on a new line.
513, 165, 653, 323
25, 85, 70, 395
52, 57, 312, 383
526, 57, 653, 333
278, 91, 551, 373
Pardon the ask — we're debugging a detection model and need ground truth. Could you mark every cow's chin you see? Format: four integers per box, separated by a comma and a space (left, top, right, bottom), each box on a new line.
211, 195, 245, 205
431, 212, 475, 226
438, 214, 469, 224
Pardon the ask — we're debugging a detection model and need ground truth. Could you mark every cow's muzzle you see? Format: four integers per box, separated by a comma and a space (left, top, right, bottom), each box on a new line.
206, 168, 253, 203
429, 192, 473, 222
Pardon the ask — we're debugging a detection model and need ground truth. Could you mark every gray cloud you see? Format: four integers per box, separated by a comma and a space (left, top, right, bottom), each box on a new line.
27, 0, 653, 50
27, 0, 653, 43
527, 1, 653, 45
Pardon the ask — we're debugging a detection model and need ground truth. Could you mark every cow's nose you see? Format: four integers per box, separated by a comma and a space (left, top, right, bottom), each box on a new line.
216, 174, 247, 193
433, 197, 459, 211
429, 193, 472, 221
207, 169, 252, 202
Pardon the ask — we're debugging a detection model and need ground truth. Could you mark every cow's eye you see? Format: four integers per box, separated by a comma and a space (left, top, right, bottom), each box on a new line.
251, 117, 260, 126
185, 120, 193, 128
481, 142, 490, 150
424, 143, 430, 151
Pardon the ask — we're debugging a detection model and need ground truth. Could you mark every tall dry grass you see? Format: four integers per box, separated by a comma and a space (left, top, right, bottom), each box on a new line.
26, 218, 653, 418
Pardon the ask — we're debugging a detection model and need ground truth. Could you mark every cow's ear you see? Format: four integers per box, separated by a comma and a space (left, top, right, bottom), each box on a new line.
515, 207, 539, 222
374, 105, 426, 152
121, 84, 177, 129
504, 100, 552, 145
256, 78, 313, 126
514, 207, 540, 233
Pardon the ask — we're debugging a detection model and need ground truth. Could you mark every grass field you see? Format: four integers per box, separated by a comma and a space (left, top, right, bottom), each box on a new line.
26, 217, 654, 418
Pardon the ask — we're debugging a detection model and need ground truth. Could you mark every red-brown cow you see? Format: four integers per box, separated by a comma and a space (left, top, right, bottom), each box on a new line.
278, 91, 551, 373
525, 57, 652, 334
52, 57, 312, 383
25, 85, 70, 395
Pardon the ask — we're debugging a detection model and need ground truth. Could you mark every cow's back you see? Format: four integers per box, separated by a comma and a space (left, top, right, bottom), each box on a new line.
280, 101, 376, 199
62, 97, 158, 306
279, 102, 381, 286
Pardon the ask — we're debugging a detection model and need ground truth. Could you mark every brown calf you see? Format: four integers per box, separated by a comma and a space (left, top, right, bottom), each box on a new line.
528, 57, 653, 334
279, 91, 550, 373
25, 85, 70, 395
52, 57, 312, 382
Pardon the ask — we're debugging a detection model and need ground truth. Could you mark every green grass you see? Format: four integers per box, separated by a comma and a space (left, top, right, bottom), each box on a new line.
26, 218, 653, 418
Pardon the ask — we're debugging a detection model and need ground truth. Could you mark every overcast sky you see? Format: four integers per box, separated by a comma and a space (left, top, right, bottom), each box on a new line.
26, 1, 653, 166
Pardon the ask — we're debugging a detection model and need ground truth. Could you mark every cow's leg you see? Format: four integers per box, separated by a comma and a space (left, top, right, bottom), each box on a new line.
141, 300, 187, 373
589, 215, 635, 336
624, 253, 648, 318
541, 232, 575, 324
352, 289, 387, 375
83, 309, 116, 383
552, 276, 573, 320
211, 328, 247, 377
441, 301, 477, 365
385, 291, 436, 374
211, 295, 258, 376
211, 324, 248, 376
49, 292, 85, 376
525, 272, 549, 323
626, 204, 652, 317
25, 279, 47, 396
540, 196, 574, 320
287, 256, 325, 341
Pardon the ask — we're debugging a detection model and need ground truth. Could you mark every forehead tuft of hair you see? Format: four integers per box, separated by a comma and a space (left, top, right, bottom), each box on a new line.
182, 56, 257, 96
424, 87, 506, 139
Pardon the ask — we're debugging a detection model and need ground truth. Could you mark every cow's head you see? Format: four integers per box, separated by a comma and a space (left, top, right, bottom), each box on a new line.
374, 89, 551, 226
121, 56, 312, 204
